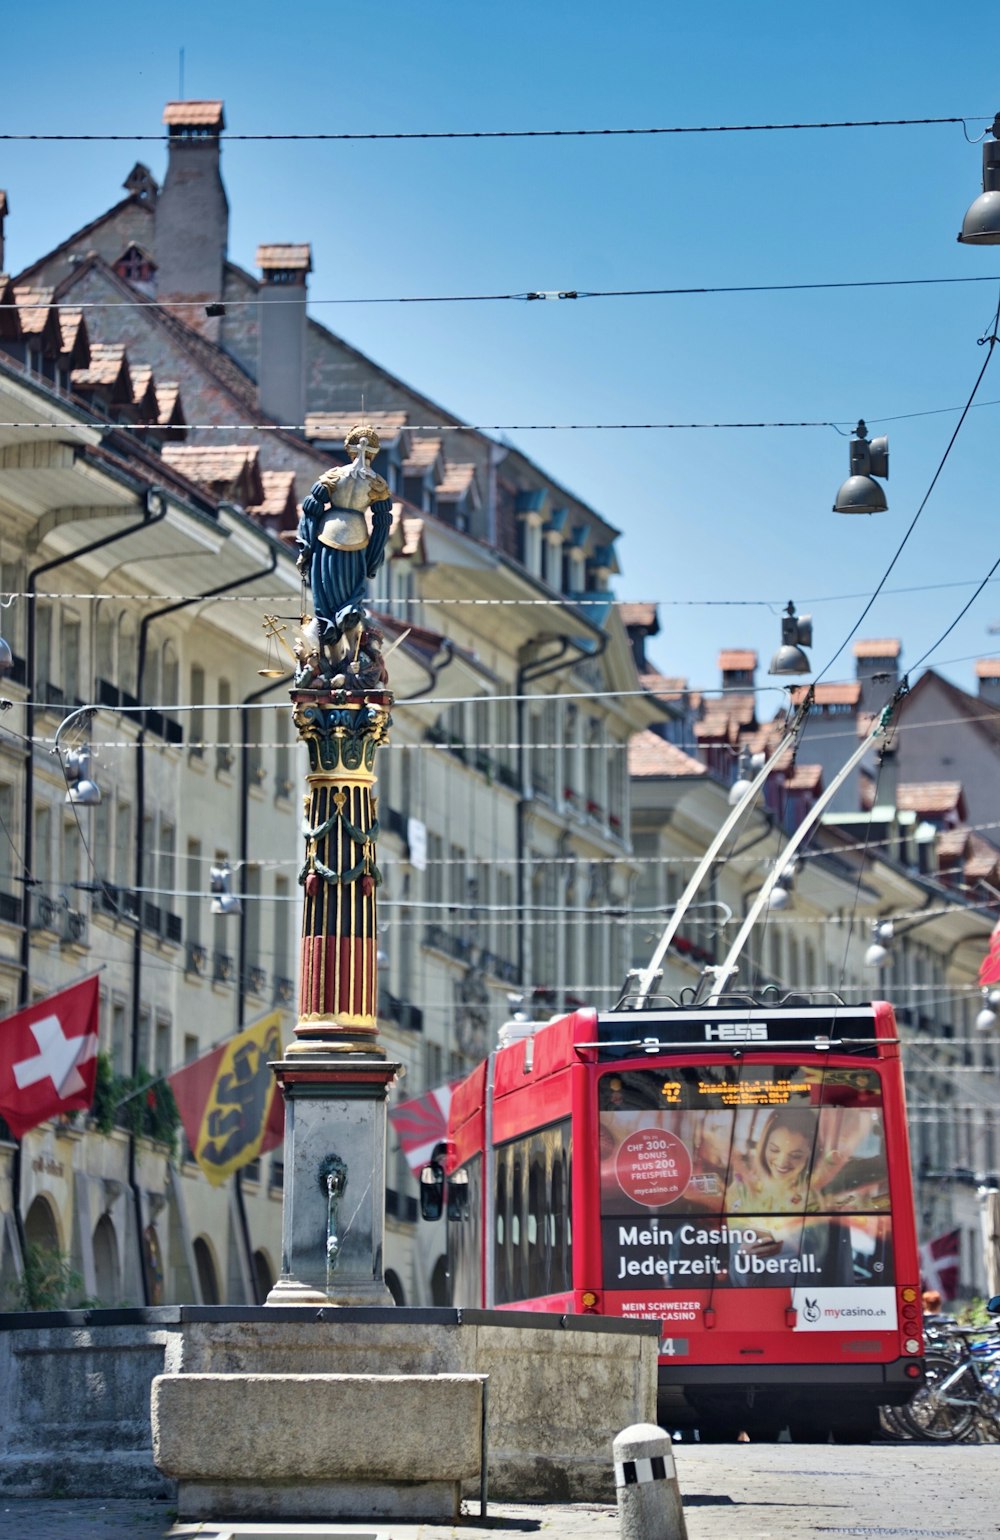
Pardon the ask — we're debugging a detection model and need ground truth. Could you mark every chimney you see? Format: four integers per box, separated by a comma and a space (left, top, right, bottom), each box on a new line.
0, 190, 8, 271
154, 101, 228, 338
853, 638, 900, 715
256, 244, 311, 426
976, 658, 1000, 707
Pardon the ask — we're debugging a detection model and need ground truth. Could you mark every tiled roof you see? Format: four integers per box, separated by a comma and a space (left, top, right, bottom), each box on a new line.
791, 682, 862, 707
936, 828, 970, 859
629, 729, 707, 778
58, 310, 85, 353
163, 100, 225, 128
154, 383, 184, 425
975, 659, 1000, 678
304, 410, 409, 447
71, 342, 129, 390
160, 444, 262, 503
436, 463, 476, 499
256, 244, 312, 271
784, 762, 823, 793
853, 638, 901, 658
864, 780, 965, 816
247, 469, 297, 519
965, 835, 1000, 879
718, 649, 757, 671
620, 602, 659, 630
641, 669, 688, 699
404, 436, 442, 473
12, 286, 53, 336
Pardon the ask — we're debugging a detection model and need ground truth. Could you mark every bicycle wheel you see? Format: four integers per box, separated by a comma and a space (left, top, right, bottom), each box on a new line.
901, 1354, 977, 1442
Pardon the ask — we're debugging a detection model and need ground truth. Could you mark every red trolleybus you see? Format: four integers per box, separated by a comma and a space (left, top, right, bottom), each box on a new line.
420, 998, 925, 1441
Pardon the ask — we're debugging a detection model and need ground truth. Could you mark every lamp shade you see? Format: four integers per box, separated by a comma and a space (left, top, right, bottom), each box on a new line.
958, 190, 1000, 244
834, 474, 888, 515
769, 642, 812, 676
958, 135, 1000, 245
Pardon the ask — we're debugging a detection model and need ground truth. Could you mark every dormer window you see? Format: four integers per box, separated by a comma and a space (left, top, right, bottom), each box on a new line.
114, 245, 157, 284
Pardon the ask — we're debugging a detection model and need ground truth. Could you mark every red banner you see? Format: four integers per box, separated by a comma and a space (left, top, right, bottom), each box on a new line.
0, 976, 100, 1138
168, 1012, 284, 1186
388, 1080, 459, 1175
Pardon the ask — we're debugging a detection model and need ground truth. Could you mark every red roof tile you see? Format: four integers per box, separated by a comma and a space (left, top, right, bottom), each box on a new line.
975, 659, 1000, 678
304, 410, 409, 447
790, 682, 862, 707
71, 342, 130, 391
247, 469, 297, 519
629, 730, 706, 778
163, 100, 224, 128
13, 285, 53, 336
256, 244, 312, 272
853, 638, 901, 658
436, 463, 476, 499
403, 436, 442, 473
784, 762, 823, 793
718, 649, 757, 671
620, 602, 658, 629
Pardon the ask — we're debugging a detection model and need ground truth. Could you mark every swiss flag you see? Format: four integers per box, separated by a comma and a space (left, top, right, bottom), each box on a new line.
0, 976, 100, 1138
920, 1228, 961, 1303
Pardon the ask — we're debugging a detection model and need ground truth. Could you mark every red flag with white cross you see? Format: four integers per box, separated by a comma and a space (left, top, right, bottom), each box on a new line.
0, 976, 100, 1138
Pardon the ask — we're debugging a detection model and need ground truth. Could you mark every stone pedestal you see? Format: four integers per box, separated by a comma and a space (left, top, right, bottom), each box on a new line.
266, 1052, 399, 1306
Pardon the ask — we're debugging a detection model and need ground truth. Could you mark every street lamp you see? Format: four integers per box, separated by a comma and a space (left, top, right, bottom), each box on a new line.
210, 864, 242, 916
864, 919, 896, 969
769, 601, 813, 677
728, 745, 766, 807
977, 989, 1000, 1032
834, 421, 889, 515
958, 114, 1000, 245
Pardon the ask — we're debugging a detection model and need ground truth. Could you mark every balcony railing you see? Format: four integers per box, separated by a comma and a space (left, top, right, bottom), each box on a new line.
245, 965, 267, 997
272, 974, 295, 1006
185, 941, 208, 978
96, 883, 141, 924
213, 951, 235, 984
380, 991, 424, 1033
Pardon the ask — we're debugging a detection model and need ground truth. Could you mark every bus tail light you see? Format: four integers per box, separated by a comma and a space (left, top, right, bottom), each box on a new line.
581, 1290, 601, 1314
905, 1361, 923, 1378
898, 1287, 923, 1351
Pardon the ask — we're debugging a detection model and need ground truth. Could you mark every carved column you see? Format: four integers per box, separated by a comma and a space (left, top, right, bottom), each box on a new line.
291, 690, 391, 1054
267, 686, 399, 1306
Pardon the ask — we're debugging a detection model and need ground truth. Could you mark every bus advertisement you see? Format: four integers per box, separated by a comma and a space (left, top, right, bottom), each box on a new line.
420, 999, 925, 1441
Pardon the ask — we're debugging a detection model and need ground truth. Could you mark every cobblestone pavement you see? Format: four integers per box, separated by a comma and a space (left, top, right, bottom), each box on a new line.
1, 1444, 995, 1538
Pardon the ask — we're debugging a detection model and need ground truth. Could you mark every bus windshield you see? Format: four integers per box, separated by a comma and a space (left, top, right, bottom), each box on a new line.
598, 1063, 892, 1292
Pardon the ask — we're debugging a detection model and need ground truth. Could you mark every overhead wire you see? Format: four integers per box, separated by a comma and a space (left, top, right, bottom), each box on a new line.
0, 113, 985, 142
7, 272, 1000, 312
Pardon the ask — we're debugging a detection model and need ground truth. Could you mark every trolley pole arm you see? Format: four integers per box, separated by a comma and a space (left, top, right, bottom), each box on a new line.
630, 694, 813, 1008
702, 693, 903, 1006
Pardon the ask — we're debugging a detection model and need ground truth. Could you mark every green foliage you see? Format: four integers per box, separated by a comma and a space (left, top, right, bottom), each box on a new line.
955, 1297, 993, 1329
89, 1051, 180, 1155
15, 1243, 84, 1311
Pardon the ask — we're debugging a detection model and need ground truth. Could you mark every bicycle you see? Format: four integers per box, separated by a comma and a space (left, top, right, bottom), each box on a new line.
900, 1320, 1000, 1442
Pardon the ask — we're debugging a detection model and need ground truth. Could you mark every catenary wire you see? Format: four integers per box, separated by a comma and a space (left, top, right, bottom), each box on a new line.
813, 290, 1000, 687
0, 114, 985, 142
7, 272, 1000, 311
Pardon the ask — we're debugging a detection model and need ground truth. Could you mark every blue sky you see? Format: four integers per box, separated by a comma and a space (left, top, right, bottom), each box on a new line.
3, 1, 1000, 705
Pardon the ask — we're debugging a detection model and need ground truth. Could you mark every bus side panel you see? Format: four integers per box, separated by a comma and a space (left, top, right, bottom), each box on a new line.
572, 1058, 602, 1298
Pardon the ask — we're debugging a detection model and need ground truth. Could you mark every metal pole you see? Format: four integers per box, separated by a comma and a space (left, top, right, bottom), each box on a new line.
631, 700, 811, 1008
704, 698, 900, 1004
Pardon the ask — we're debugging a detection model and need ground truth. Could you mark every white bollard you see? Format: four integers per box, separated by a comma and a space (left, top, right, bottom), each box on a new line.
613, 1422, 688, 1540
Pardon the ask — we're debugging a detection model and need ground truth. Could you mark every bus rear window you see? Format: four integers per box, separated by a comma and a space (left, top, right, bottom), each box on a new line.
598, 1065, 892, 1290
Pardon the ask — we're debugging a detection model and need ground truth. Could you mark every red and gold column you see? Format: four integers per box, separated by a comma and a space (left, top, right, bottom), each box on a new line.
290, 689, 391, 1054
